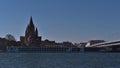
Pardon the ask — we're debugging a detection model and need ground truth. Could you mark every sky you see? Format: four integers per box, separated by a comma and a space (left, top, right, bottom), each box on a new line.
0, 0, 120, 43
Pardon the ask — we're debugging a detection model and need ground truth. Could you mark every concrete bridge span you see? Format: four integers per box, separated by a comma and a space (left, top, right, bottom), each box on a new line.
87, 40, 120, 52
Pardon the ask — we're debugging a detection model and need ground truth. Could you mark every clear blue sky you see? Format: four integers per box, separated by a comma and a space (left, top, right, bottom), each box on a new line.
0, 0, 120, 43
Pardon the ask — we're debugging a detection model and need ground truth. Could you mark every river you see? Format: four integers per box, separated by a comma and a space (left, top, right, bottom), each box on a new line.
0, 53, 119, 68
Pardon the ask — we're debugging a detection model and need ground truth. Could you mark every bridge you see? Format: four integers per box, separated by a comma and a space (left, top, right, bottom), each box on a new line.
87, 40, 120, 52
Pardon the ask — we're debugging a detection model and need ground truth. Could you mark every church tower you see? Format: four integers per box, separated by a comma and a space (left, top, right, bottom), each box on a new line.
25, 17, 36, 39
20, 17, 41, 46
35, 27, 38, 37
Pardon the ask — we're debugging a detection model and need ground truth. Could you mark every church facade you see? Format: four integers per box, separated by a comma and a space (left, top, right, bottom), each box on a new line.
20, 17, 58, 47
20, 17, 42, 46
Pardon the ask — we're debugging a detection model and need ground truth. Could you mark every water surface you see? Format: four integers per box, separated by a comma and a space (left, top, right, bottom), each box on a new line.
0, 53, 119, 68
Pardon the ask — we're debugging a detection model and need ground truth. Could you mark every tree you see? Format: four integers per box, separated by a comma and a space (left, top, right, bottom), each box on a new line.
5, 34, 16, 41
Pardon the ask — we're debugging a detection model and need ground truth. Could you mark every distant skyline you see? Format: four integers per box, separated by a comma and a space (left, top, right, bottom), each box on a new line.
0, 0, 120, 43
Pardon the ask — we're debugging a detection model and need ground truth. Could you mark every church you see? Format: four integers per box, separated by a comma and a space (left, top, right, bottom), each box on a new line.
20, 17, 42, 46
20, 17, 57, 47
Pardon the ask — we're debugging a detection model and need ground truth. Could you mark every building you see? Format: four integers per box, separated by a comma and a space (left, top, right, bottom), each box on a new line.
20, 17, 62, 47
20, 17, 42, 46
76, 42, 87, 48
0, 17, 80, 52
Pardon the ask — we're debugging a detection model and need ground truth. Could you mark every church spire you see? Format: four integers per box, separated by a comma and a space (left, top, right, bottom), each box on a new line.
35, 27, 38, 37
25, 16, 35, 36
29, 16, 34, 27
